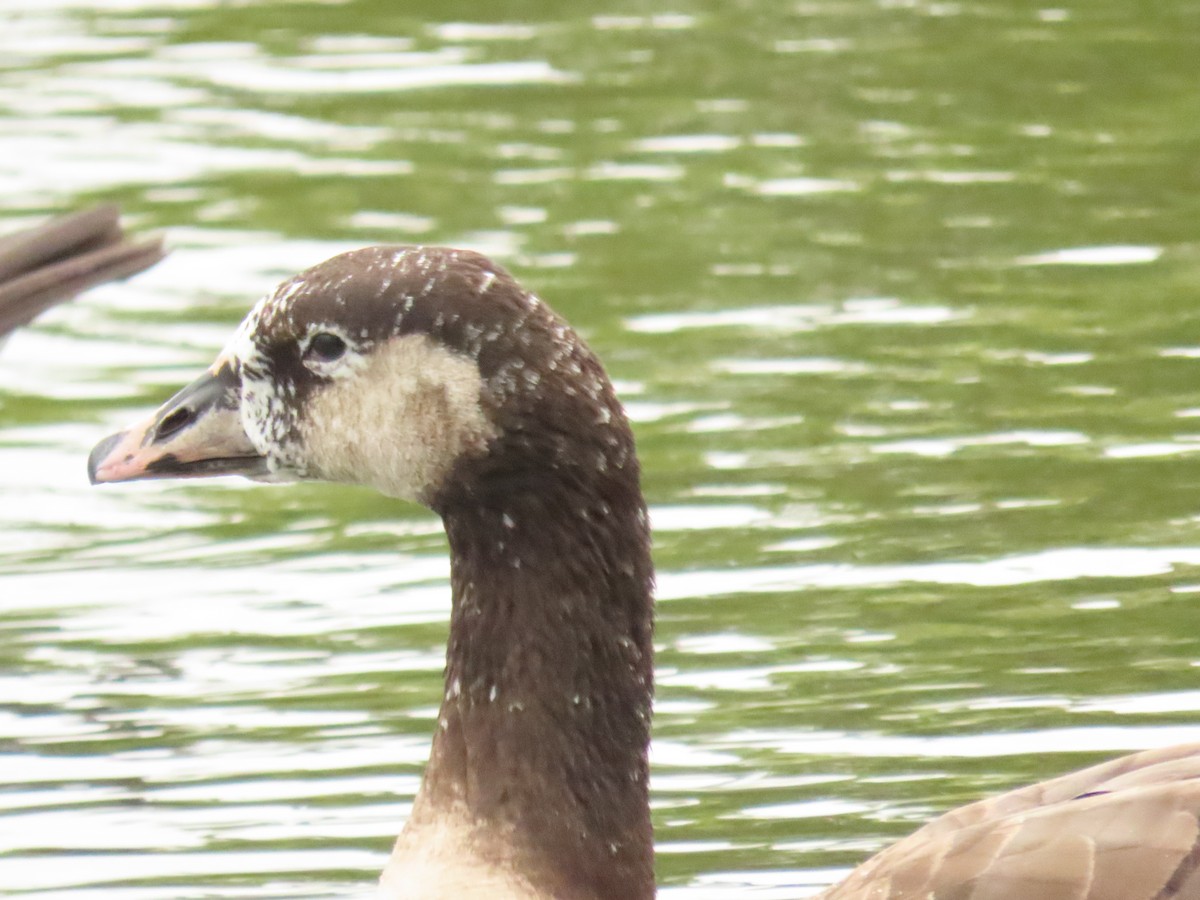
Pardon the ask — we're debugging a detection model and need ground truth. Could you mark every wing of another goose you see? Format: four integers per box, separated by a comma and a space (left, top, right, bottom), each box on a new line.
821, 743, 1200, 900
0, 205, 165, 339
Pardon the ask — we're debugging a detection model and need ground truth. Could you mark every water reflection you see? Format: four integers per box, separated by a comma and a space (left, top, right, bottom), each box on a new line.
3, 0, 1200, 897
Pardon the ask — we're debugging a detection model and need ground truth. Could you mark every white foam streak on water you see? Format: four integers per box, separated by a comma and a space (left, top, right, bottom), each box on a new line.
657, 547, 1200, 599
740, 798, 877, 820
936, 689, 1200, 717
170, 106, 391, 148
632, 134, 743, 154
673, 633, 776, 655
1015, 245, 1164, 266
1, 798, 411, 852
871, 429, 1090, 457
714, 357, 869, 376
659, 660, 864, 692
0, 130, 409, 199
1104, 440, 1200, 459
591, 14, 698, 31
628, 299, 963, 334
747, 176, 861, 196
4, 562, 451, 633
0, 850, 383, 894
721, 724, 1200, 760
7, 740, 430, 786
651, 504, 777, 531
585, 161, 686, 181
431, 22, 541, 42
205, 59, 573, 94
888, 169, 1016, 185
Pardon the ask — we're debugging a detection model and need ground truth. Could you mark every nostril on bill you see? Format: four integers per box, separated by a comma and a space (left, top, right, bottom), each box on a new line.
155, 406, 194, 441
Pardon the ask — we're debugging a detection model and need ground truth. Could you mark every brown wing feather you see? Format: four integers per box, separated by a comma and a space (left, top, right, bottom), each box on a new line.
820, 744, 1200, 900
0, 205, 165, 338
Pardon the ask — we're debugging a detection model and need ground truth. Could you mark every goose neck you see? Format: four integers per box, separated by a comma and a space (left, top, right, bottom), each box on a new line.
416, 481, 655, 898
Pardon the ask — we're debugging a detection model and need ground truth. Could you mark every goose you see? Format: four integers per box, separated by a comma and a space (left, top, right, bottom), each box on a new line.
0, 205, 165, 340
88, 245, 1200, 899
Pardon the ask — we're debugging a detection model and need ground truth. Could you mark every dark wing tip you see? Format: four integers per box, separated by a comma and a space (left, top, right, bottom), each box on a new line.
0, 206, 167, 339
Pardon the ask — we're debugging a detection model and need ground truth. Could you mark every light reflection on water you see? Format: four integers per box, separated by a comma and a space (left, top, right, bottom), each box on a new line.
3, 1, 1200, 898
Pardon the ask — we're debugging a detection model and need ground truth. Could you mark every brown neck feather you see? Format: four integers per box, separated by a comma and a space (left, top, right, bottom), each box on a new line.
419, 458, 655, 899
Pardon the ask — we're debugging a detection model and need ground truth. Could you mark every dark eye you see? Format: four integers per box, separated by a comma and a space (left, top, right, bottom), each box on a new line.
306, 332, 347, 362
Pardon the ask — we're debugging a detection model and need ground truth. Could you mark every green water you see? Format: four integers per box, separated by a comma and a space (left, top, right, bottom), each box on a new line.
2, 2, 1200, 897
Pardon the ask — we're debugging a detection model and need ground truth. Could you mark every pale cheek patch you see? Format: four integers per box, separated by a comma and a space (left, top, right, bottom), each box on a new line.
298, 335, 495, 502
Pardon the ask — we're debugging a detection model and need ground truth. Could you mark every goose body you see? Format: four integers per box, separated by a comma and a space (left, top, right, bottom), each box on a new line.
89, 247, 1200, 899
0, 205, 164, 339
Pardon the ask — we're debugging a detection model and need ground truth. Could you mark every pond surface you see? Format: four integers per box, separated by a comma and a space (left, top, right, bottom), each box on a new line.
3, 1, 1200, 897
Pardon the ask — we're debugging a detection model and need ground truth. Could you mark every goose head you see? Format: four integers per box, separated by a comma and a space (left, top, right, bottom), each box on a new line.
88, 245, 634, 510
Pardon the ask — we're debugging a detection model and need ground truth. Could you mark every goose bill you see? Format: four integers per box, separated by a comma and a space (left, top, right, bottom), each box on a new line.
88, 363, 267, 485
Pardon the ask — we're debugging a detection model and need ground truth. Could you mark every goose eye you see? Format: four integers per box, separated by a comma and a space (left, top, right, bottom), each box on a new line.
306, 332, 347, 363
